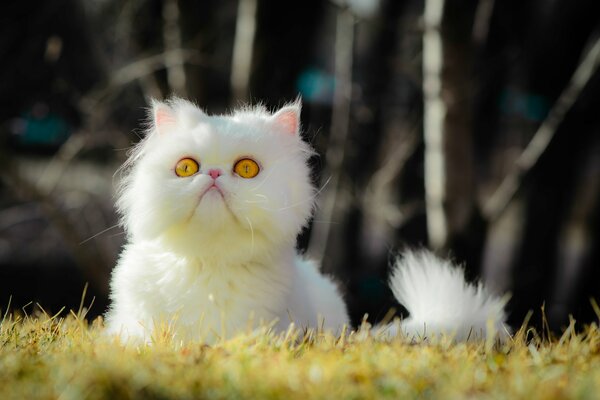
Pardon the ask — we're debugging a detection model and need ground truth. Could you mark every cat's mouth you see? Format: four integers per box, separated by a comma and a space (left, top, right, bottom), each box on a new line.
196, 183, 239, 218
189, 182, 245, 227
199, 182, 225, 200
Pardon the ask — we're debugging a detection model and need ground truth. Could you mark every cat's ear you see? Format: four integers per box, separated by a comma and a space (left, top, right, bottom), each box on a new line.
151, 100, 176, 134
271, 100, 301, 135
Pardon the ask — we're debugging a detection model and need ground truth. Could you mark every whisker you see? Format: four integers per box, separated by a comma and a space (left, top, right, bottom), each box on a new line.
249, 170, 277, 192
313, 175, 333, 197
79, 224, 121, 245
245, 216, 255, 255
226, 191, 271, 210
229, 197, 271, 212
310, 220, 340, 225
230, 205, 271, 213
277, 175, 332, 211
244, 193, 269, 204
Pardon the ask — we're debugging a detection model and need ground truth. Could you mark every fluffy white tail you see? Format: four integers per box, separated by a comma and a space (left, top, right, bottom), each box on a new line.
385, 251, 508, 341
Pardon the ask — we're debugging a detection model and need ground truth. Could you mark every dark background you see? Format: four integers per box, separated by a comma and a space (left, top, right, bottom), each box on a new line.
0, 0, 598, 332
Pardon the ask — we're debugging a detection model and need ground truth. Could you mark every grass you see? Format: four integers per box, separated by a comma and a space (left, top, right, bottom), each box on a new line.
1, 308, 600, 400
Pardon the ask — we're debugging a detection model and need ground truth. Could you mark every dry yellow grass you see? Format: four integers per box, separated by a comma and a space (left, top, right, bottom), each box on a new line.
1, 308, 599, 399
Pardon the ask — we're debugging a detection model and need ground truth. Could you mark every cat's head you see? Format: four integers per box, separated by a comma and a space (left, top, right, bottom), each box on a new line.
118, 98, 315, 263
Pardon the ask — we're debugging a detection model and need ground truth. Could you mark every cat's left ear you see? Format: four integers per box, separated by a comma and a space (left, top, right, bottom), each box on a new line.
271, 100, 301, 136
151, 99, 177, 135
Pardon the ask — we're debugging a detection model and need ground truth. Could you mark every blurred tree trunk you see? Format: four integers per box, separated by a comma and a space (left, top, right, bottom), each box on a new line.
230, 0, 257, 102
423, 0, 479, 253
347, 0, 424, 324
308, 5, 354, 266
439, 0, 479, 250
162, 0, 187, 97
550, 130, 600, 328
422, 0, 448, 250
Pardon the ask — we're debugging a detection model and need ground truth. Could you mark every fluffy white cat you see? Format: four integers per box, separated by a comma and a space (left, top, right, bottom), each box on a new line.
105, 98, 508, 343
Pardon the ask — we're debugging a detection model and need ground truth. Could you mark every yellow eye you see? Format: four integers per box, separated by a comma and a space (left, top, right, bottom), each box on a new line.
234, 158, 260, 179
175, 158, 199, 177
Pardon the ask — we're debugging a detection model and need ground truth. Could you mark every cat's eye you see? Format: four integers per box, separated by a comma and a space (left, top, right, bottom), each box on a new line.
234, 158, 260, 179
175, 158, 199, 177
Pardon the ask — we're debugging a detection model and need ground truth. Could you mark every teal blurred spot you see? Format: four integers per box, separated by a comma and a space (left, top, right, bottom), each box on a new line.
297, 67, 335, 105
14, 110, 71, 147
499, 89, 551, 122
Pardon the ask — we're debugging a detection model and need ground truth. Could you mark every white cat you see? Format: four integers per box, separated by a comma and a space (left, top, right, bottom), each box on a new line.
105, 98, 508, 343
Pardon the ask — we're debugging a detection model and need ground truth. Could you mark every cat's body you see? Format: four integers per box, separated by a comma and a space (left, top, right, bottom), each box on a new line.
106, 98, 507, 343
108, 241, 348, 342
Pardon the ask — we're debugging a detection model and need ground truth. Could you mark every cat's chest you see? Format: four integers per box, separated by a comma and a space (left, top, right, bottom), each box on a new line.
145, 259, 292, 325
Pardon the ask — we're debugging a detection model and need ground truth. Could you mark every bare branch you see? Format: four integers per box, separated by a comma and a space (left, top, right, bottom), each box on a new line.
36, 134, 87, 196
362, 130, 420, 228
0, 167, 110, 297
79, 49, 206, 114
483, 35, 600, 221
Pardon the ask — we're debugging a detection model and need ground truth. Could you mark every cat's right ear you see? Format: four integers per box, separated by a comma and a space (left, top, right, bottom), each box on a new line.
270, 100, 302, 136
151, 100, 176, 135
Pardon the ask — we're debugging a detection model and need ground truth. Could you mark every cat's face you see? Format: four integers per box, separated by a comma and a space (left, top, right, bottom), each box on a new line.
118, 98, 315, 263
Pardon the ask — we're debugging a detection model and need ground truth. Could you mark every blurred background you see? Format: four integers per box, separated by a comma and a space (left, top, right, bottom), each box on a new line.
0, 0, 598, 332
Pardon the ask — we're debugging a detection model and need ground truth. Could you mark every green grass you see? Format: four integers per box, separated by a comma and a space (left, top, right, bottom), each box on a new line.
1, 310, 600, 399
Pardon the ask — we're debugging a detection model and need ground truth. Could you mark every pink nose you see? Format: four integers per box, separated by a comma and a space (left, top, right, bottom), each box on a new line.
207, 169, 222, 179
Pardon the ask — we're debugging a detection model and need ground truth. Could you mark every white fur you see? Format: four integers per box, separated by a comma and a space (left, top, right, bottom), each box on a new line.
106, 98, 507, 344
106, 98, 348, 343
384, 251, 509, 341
